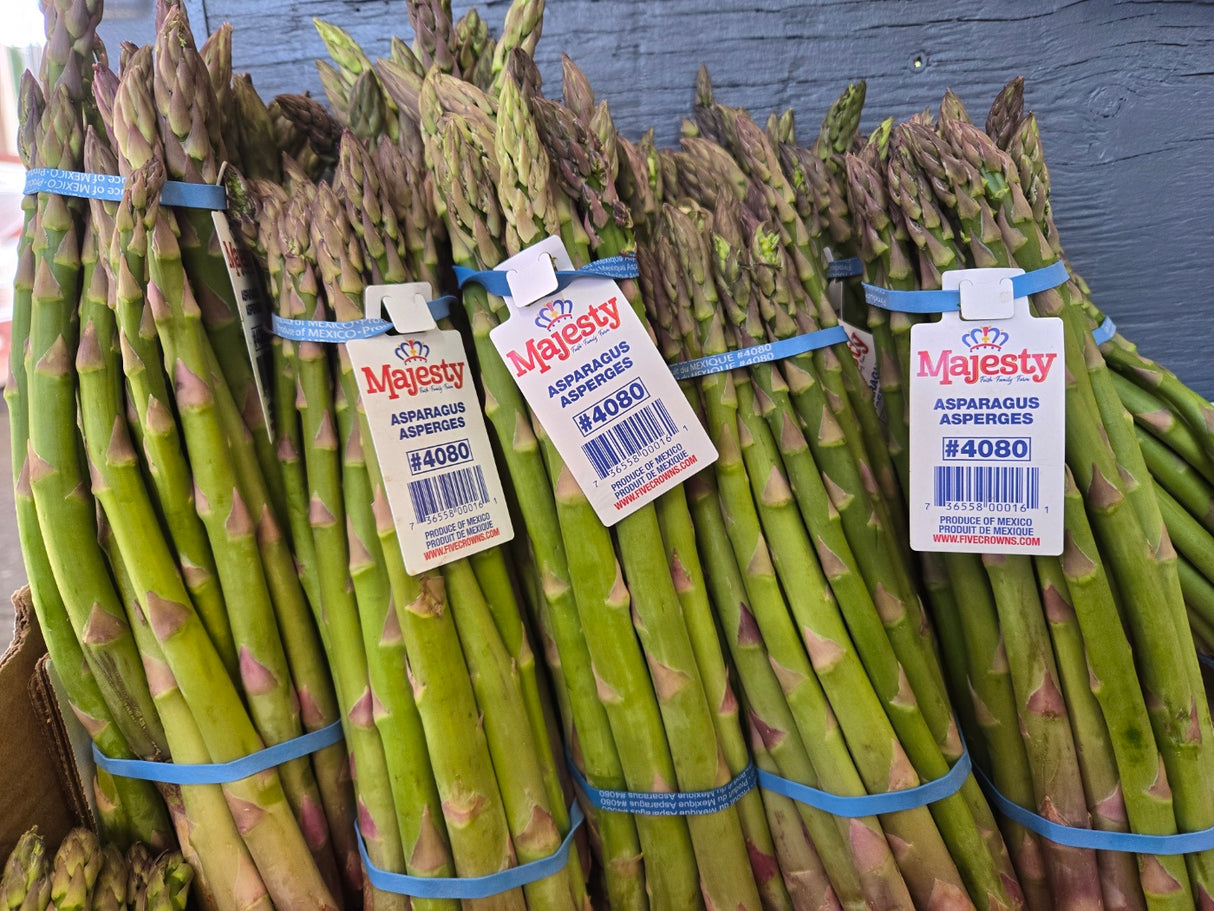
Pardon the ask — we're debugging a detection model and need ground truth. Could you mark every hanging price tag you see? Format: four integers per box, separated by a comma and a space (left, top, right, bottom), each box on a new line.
212, 210, 275, 439
347, 283, 514, 572
489, 237, 716, 525
908, 268, 1064, 556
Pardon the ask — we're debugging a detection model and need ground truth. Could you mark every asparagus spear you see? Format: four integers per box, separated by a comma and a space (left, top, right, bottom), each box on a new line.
0, 829, 51, 911
89, 844, 128, 911
48, 828, 102, 911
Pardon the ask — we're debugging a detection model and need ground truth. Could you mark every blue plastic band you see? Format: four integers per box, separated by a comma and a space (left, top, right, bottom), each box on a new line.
973, 762, 1214, 854
567, 756, 756, 815
669, 327, 849, 381
270, 296, 455, 342
757, 747, 971, 817
356, 801, 584, 899
92, 721, 344, 785
24, 168, 228, 210
826, 257, 863, 280
453, 254, 639, 298
862, 262, 1070, 313
1091, 316, 1117, 346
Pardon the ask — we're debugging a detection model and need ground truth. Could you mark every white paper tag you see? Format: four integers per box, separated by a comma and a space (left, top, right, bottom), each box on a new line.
489, 237, 717, 525
908, 268, 1064, 555
839, 318, 885, 422
213, 211, 275, 439
347, 285, 513, 572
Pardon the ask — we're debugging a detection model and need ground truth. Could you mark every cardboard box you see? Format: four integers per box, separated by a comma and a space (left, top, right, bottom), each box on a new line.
0, 587, 91, 862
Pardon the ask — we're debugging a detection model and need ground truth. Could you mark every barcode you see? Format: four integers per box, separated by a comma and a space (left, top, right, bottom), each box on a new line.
408, 465, 489, 522
933, 465, 1039, 508
582, 400, 678, 479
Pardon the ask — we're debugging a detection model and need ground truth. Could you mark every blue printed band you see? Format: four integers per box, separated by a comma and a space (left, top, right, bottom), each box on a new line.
357, 802, 584, 899
973, 762, 1214, 854
826, 257, 863, 280
24, 168, 228, 210
93, 720, 344, 785
1091, 316, 1117, 346
757, 748, 971, 817
669, 327, 849, 381
453, 255, 639, 298
270, 297, 455, 342
568, 756, 756, 815
862, 261, 1070, 314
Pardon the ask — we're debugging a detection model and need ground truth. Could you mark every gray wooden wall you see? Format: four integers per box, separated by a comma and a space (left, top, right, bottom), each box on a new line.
111, 0, 1214, 398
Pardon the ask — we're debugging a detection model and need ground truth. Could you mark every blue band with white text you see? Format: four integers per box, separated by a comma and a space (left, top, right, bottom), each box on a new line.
568, 756, 756, 815
669, 327, 849, 381
24, 168, 228, 210
270, 296, 455, 342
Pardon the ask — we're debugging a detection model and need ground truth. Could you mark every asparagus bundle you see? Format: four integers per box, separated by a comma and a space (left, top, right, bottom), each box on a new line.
12, 3, 362, 908
233, 104, 589, 906
838, 83, 1214, 910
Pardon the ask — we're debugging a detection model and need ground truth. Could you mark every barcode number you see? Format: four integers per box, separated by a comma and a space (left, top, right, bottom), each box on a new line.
408, 465, 489, 522
582, 400, 677, 480
933, 465, 1039, 509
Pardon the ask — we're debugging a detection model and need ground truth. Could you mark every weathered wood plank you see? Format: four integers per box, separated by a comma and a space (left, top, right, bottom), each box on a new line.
170, 1, 1214, 395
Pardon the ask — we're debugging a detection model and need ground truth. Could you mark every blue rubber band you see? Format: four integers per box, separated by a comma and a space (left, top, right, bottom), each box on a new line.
567, 756, 756, 815
669, 326, 849, 381
356, 802, 584, 899
24, 168, 228, 210
862, 262, 1070, 313
1091, 316, 1117, 346
826, 257, 863, 280
270, 296, 455, 342
973, 762, 1214, 854
757, 747, 971, 817
453, 254, 639, 298
1198, 652, 1214, 670
92, 721, 344, 785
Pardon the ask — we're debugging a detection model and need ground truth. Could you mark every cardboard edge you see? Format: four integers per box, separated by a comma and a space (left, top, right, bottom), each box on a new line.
1, 587, 91, 860
29, 653, 95, 831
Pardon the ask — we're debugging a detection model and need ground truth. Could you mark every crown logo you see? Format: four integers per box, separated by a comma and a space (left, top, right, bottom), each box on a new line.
961, 325, 1009, 351
395, 339, 430, 362
534, 298, 574, 331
